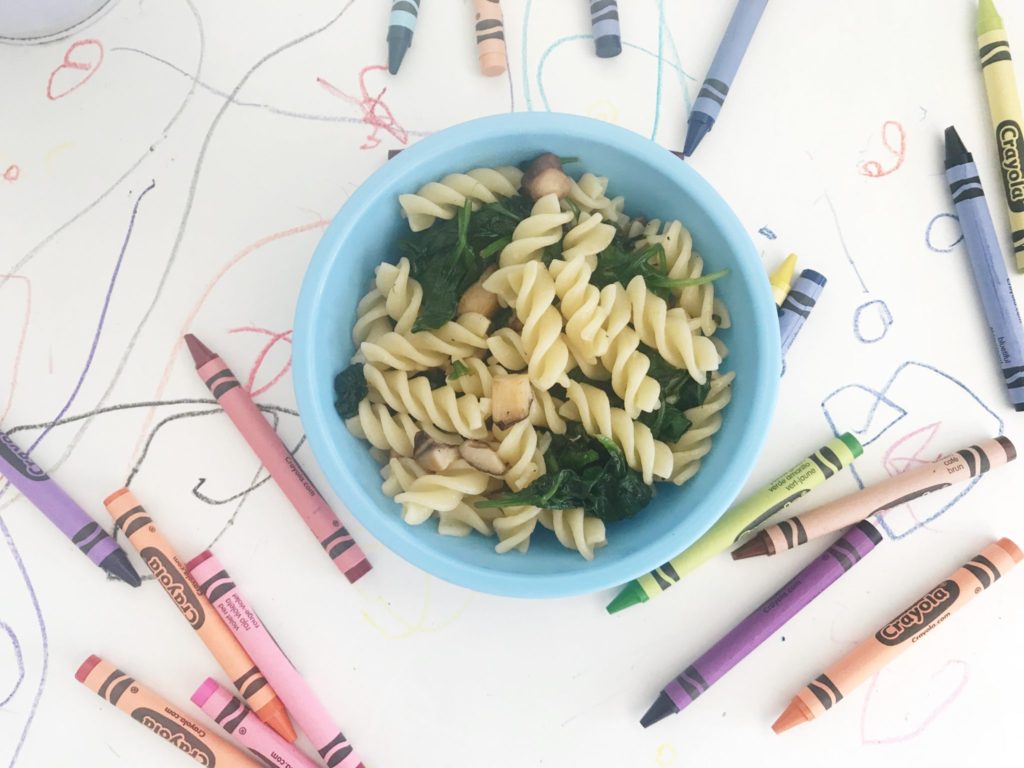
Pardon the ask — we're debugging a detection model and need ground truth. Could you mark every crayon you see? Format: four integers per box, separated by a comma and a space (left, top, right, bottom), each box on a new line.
184, 334, 371, 583
641, 521, 883, 727
75, 655, 260, 767
778, 269, 826, 359
774, 537, 1023, 733
192, 678, 319, 768
0, 427, 140, 586
733, 436, 1016, 560
589, 0, 621, 59
944, 126, 1024, 410
189, 551, 365, 768
387, 0, 420, 75
977, 0, 1024, 272
473, 0, 507, 77
104, 488, 296, 743
769, 253, 797, 307
607, 433, 863, 614
682, 0, 770, 157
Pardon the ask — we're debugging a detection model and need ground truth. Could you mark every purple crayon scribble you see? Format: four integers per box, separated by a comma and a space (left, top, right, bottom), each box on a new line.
925, 213, 963, 253
0, 622, 25, 707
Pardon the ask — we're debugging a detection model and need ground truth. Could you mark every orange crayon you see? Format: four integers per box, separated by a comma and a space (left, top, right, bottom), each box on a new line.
773, 537, 1022, 733
75, 655, 260, 767
104, 488, 295, 743
473, 0, 507, 76
734, 436, 1016, 559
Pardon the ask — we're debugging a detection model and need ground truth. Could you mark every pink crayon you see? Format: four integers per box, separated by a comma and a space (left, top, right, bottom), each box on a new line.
192, 678, 319, 768
184, 333, 370, 584
188, 550, 365, 768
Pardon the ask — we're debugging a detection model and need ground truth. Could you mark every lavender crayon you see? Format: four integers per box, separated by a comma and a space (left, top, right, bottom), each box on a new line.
589, 0, 621, 58
640, 521, 882, 727
778, 269, 826, 359
0, 427, 140, 586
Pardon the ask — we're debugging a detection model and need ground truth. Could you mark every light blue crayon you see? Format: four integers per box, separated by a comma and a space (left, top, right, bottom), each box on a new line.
589, 0, 621, 58
945, 125, 1024, 411
683, 0, 769, 157
388, 0, 420, 75
778, 269, 826, 359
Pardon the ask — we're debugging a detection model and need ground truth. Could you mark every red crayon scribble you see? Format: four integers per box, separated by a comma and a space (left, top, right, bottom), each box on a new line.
0, 274, 33, 421
47, 39, 104, 100
3, 165, 19, 182
860, 660, 970, 745
858, 120, 906, 178
317, 66, 408, 150
228, 327, 293, 398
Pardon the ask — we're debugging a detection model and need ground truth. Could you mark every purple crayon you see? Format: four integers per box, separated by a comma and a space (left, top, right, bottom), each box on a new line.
641, 521, 882, 726
0, 427, 141, 586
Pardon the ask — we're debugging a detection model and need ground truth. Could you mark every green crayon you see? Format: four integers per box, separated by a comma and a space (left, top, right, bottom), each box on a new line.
606, 433, 862, 614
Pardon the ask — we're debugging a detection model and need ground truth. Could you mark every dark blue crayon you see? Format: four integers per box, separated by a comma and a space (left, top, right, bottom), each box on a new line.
387, 0, 420, 75
945, 126, 1024, 411
589, 0, 621, 58
778, 269, 826, 359
683, 0, 770, 157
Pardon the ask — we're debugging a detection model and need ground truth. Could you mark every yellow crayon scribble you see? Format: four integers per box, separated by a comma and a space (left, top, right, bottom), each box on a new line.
359, 574, 473, 639
45, 141, 75, 175
587, 99, 620, 125
655, 743, 677, 767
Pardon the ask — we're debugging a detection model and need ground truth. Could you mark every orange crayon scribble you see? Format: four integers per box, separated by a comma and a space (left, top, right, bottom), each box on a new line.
3, 165, 19, 182
227, 327, 293, 398
46, 39, 104, 101
0, 274, 33, 421
316, 65, 408, 150
858, 120, 906, 178
859, 660, 970, 745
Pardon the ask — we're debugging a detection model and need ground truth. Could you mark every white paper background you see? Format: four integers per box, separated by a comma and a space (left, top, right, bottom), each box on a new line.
1, 1, 1023, 766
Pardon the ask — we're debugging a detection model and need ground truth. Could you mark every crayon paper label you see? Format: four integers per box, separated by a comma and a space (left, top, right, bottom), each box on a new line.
998, 120, 1024, 212
0, 432, 48, 481
141, 547, 206, 629
875, 580, 959, 646
132, 707, 217, 765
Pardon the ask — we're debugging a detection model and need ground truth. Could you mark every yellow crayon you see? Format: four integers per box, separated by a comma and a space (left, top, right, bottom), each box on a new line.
769, 253, 797, 306
978, 0, 1024, 271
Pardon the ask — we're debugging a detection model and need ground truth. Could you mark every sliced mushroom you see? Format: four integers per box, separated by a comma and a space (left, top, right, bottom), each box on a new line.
523, 153, 571, 201
458, 440, 507, 476
491, 374, 533, 429
413, 432, 459, 473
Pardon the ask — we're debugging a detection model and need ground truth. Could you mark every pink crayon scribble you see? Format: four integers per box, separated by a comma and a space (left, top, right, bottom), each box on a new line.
858, 120, 906, 178
3, 165, 19, 182
228, 327, 293, 398
317, 65, 408, 150
860, 660, 970, 745
47, 39, 104, 101
879, 423, 944, 529
0, 274, 33, 421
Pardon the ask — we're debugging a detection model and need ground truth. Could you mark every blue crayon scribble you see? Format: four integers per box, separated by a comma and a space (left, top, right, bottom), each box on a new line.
757, 227, 777, 240
853, 299, 894, 344
925, 213, 963, 253
0, 622, 25, 708
821, 361, 1003, 540
818, 192, 869, 293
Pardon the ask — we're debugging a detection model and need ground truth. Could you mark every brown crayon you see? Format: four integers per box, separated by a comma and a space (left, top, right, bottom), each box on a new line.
734, 436, 1015, 559
773, 537, 1022, 733
473, 0, 507, 76
104, 488, 296, 743
75, 655, 260, 767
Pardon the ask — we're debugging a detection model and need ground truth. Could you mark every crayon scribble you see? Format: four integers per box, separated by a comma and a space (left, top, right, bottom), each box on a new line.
43, 143, 74, 176
860, 660, 970, 745
46, 39, 105, 100
878, 423, 943, 531
858, 120, 907, 178
2, 166, 19, 183
925, 213, 963, 253
853, 299, 893, 344
818, 192, 870, 293
360, 575, 473, 640
227, 327, 292, 398
0, 275, 32, 422
316, 66, 408, 150
757, 227, 777, 240
587, 99, 620, 124
0, 622, 25, 708
654, 743, 677, 766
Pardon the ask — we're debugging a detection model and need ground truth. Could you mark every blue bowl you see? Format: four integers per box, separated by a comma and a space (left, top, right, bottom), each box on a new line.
293, 113, 780, 598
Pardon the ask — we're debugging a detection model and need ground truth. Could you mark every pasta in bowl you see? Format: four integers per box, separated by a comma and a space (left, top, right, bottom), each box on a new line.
293, 113, 779, 597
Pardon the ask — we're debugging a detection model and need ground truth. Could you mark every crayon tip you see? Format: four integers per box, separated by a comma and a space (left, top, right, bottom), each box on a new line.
191, 677, 219, 707
102, 487, 132, 507
186, 549, 214, 572
184, 333, 217, 368
387, 40, 409, 75
998, 537, 1024, 564
797, 269, 827, 288
682, 113, 714, 158
640, 692, 679, 728
100, 549, 143, 587
996, 435, 1017, 461
1015, 402, 1024, 412
838, 432, 864, 459
606, 581, 647, 614
345, 557, 373, 583
595, 37, 622, 58
257, 701, 299, 743
978, 0, 1004, 36
75, 654, 101, 683
771, 700, 811, 734
944, 126, 972, 169
732, 533, 771, 560
769, 254, 798, 306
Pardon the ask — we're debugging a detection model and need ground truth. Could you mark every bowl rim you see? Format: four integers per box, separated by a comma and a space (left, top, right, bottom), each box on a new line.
293, 112, 780, 598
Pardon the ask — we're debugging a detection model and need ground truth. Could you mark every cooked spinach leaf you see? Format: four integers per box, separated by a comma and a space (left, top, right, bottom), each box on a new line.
591, 240, 728, 300
333, 364, 367, 419
448, 360, 470, 381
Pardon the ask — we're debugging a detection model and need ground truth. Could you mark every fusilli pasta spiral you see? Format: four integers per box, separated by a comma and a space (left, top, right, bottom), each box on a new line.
600, 327, 661, 418
494, 419, 545, 492
493, 505, 543, 553
399, 166, 523, 232
360, 313, 490, 371
352, 287, 393, 347
364, 364, 491, 439
539, 508, 607, 561
498, 193, 574, 267
346, 399, 457, 457
486, 327, 528, 370
374, 257, 422, 334
669, 371, 735, 485
394, 462, 492, 525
